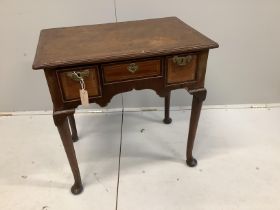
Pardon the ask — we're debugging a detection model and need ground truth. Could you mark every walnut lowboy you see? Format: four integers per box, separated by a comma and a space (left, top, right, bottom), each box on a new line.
33, 17, 218, 194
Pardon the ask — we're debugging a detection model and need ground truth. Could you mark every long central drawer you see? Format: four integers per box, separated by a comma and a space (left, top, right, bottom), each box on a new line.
102, 59, 161, 83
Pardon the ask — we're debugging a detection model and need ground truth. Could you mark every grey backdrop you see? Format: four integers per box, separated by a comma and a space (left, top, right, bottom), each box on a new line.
1, 0, 279, 112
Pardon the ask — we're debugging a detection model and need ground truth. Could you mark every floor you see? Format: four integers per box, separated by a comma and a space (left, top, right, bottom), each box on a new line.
0, 106, 280, 210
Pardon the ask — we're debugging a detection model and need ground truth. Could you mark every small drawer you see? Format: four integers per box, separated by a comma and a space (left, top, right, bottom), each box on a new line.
167, 54, 197, 84
102, 59, 161, 83
57, 67, 101, 101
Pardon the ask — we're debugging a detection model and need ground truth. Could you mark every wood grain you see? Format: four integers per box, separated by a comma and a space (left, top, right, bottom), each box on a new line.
58, 67, 100, 101
102, 59, 161, 83
167, 54, 197, 84
32, 17, 218, 70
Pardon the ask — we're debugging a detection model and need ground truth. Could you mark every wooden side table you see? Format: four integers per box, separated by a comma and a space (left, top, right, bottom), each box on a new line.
32, 17, 218, 194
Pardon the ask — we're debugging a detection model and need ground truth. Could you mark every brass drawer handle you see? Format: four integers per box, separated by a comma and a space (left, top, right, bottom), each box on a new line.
127, 63, 139, 73
172, 55, 192, 66
67, 70, 90, 82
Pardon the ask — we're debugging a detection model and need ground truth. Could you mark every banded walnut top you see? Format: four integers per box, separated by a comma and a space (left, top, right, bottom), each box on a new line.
32, 17, 218, 70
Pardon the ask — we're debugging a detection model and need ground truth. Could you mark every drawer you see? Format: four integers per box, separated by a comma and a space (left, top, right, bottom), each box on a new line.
167, 54, 197, 84
57, 67, 101, 101
102, 59, 161, 83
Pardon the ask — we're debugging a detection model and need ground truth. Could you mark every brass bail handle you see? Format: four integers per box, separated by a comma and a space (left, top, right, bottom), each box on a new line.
127, 63, 139, 73
173, 55, 192, 66
67, 70, 90, 82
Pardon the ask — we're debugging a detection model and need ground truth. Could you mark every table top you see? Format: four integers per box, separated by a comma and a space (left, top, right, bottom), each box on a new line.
32, 17, 218, 70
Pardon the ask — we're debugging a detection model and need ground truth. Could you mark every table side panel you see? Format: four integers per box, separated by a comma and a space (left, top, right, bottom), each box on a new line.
44, 70, 64, 110
195, 50, 209, 87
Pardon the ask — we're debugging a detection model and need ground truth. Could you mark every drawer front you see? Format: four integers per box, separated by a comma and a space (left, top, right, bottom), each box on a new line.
102, 59, 161, 83
167, 54, 197, 84
58, 67, 101, 101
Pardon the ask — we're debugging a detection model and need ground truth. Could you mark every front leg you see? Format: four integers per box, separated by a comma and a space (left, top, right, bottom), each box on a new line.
53, 109, 83, 194
186, 88, 207, 167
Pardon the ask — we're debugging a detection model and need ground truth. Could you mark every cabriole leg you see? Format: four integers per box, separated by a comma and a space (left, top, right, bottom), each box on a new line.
53, 110, 83, 195
186, 88, 207, 167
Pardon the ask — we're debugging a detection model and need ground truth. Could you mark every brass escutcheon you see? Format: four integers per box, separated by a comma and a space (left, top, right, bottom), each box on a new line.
67, 70, 90, 82
127, 63, 139, 73
172, 55, 192, 66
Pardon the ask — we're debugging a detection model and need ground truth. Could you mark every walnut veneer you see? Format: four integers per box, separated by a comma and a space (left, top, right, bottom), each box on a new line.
32, 17, 219, 195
